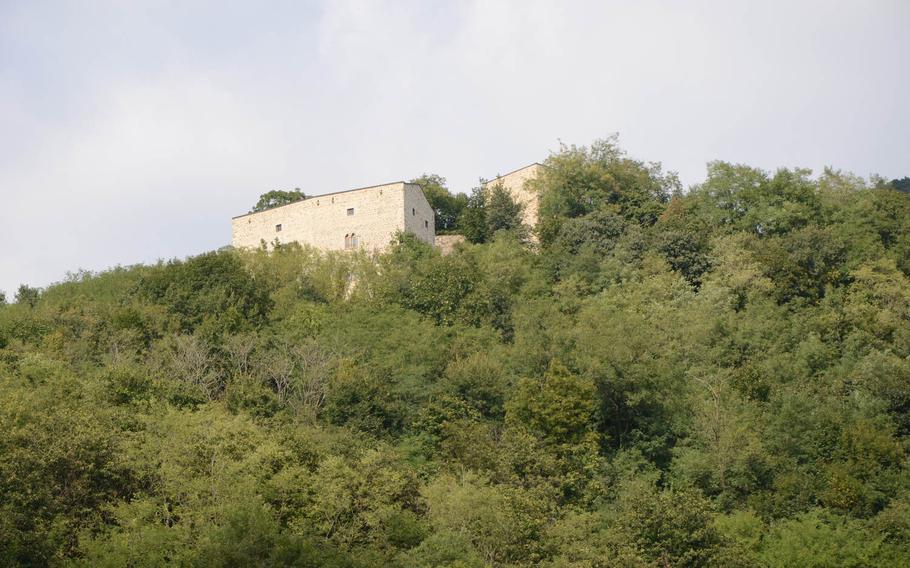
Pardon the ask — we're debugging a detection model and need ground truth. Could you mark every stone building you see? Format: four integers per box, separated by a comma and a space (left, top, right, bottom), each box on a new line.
482, 163, 545, 233
231, 181, 434, 252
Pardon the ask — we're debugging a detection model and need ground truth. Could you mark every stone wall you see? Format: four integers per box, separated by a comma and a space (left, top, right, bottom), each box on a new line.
403, 184, 436, 246
231, 182, 434, 252
435, 234, 465, 255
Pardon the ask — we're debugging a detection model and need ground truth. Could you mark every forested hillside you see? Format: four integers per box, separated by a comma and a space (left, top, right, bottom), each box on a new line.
2, 139, 909, 567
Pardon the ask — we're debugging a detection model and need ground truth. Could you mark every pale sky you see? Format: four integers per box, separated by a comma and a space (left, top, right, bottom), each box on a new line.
1, 0, 908, 297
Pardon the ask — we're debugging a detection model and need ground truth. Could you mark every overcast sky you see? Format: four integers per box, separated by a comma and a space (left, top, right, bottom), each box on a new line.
1, 0, 908, 297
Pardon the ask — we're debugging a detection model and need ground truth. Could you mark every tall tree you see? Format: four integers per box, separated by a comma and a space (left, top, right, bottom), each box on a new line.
14, 284, 40, 307
458, 184, 524, 244
485, 183, 524, 236
410, 174, 468, 233
533, 135, 678, 244
459, 186, 489, 244
250, 188, 306, 213
891, 177, 910, 194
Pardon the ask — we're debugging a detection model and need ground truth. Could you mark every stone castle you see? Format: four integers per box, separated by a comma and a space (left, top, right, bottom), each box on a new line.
230, 163, 543, 252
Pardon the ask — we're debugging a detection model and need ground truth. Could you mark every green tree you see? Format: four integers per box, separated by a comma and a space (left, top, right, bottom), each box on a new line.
533, 136, 677, 244
691, 162, 822, 236
755, 225, 849, 303
890, 177, 909, 194
421, 473, 548, 565
250, 188, 306, 213
458, 183, 525, 244
459, 186, 488, 243
14, 284, 40, 307
0, 368, 134, 565
136, 250, 273, 335
411, 174, 468, 233
609, 480, 724, 567
506, 362, 596, 446
758, 510, 886, 567
486, 182, 524, 235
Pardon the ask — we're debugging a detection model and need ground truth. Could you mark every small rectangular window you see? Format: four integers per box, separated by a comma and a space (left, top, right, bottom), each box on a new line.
347, 208, 355, 216
275, 224, 282, 232
412, 208, 416, 216
424, 220, 429, 229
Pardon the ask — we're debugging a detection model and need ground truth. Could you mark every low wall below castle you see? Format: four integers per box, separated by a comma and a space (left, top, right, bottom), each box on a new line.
435, 234, 465, 255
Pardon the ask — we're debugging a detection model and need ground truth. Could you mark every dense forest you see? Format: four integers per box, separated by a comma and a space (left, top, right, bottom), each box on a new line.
2, 138, 909, 567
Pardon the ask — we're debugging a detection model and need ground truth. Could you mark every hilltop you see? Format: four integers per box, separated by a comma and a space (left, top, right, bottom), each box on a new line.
1, 138, 910, 567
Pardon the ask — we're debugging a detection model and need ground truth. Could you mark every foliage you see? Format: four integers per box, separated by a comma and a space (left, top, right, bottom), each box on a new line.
485, 182, 524, 235
1, 137, 908, 566
458, 183, 525, 244
458, 186, 489, 244
411, 174, 468, 233
250, 188, 306, 213
15, 284, 40, 307
533, 135, 678, 244
136, 250, 273, 335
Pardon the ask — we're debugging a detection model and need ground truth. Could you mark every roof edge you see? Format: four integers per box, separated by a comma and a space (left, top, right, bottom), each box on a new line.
231, 180, 411, 220
484, 162, 547, 184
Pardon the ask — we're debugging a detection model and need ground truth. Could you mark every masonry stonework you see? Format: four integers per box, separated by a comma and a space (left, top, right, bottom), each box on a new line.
435, 234, 466, 255
231, 182, 434, 252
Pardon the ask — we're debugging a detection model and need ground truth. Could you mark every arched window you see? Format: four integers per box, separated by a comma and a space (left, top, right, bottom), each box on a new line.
345, 233, 359, 250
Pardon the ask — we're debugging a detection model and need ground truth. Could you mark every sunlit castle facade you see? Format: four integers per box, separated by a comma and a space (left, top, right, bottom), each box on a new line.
231, 181, 435, 252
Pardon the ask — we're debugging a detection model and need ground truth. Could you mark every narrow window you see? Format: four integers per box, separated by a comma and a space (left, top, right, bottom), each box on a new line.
344, 234, 351, 249
412, 208, 415, 216
347, 207, 355, 216
275, 224, 282, 232
352, 234, 359, 247
424, 220, 429, 229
